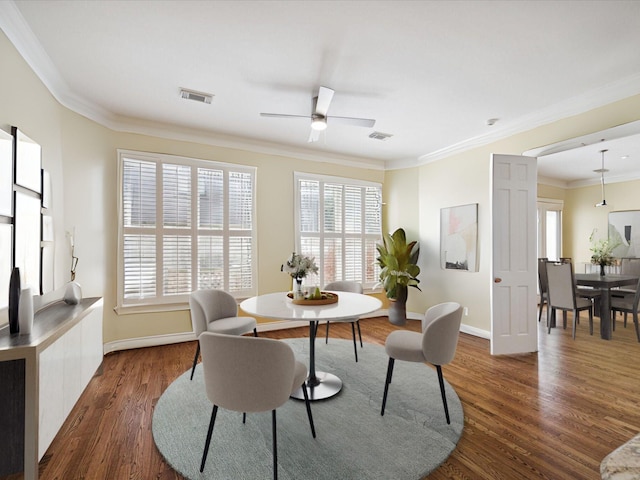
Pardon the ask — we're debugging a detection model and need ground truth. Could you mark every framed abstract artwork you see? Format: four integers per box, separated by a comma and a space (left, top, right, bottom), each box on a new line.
609, 210, 640, 258
440, 203, 478, 272
0, 129, 12, 216
13, 126, 42, 193
14, 191, 41, 290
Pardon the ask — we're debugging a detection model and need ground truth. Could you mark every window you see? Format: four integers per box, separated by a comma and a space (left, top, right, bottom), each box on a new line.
117, 150, 256, 312
295, 172, 382, 290
537, 199, 563, 261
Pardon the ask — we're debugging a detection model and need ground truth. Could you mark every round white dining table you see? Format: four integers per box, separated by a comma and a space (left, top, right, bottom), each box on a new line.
240, 291, 382, 400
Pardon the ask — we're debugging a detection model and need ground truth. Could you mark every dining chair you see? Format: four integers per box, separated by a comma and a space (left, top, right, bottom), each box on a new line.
322, 281, 364, 362
611, 258, 640, 329
538, 258, 549, 323
189, 289, 258, 380
611, 277, 640, 341
198, 332, 316, 478
381, 302, 463, 424
546, 262, 594, 339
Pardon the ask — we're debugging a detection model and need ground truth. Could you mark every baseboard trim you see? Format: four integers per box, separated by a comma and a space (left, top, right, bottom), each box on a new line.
461, 323, 490, 339
103, 311, 489, 353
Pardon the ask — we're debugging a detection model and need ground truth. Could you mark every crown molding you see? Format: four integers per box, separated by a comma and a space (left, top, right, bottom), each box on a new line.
413, 74, 640, 167
3, 0, 639, 173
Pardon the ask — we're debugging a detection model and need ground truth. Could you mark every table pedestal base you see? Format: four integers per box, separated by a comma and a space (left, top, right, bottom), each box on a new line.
291, 371, 342, 401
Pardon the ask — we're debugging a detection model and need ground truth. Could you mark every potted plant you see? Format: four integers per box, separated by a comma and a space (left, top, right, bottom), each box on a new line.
376, 228, 421, 325
589, 229, 620, 275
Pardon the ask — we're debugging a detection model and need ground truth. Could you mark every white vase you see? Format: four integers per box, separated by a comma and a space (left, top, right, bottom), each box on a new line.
64, 281, 82, 305
18, 286, 34, 335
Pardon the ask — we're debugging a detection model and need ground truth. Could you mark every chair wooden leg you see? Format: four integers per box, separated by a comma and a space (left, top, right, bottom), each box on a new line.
436, 365, 451, 424
190, 343, 200, 380
356, 320, 363, 347
272, 410, 278, 480
572, 310, 577, 339
253, 328, 258, 337
589, 308, 593, 335
350, 322, 358, 362
325, 321, 330, 343
538, 300, 543, 323
547, 306, 553, 334
200, 405, 218, 472
381, 357, 395, 416
634, 312, 640, 342
301, 383, 316, 438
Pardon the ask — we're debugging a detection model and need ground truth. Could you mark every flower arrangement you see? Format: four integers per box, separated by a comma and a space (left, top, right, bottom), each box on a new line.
281, 252, 318, 280
589, 229, 619, 266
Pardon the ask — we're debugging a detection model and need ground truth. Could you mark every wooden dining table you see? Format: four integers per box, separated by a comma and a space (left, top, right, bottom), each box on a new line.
574, 273, 639, 340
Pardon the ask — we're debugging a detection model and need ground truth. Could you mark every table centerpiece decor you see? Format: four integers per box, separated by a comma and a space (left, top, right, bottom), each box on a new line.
281, 252, 319, 299
589, 229, 620, 276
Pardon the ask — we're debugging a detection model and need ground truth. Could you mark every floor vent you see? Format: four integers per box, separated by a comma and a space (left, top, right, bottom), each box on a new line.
369, 131, 393, 141
180, 88, 213, 104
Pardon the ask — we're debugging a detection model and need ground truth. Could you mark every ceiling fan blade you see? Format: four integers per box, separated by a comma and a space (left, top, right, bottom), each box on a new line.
260, 113, 312, 119
314, 86, 334, 116
327, 116, 376, 128
308, 129, 321, 143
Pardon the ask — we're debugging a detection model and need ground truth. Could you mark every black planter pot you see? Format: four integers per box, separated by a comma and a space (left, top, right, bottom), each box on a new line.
388, 286, 408, 326
8, 267, 21, 334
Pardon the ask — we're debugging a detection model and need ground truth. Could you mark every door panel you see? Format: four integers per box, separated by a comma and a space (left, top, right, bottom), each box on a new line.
491, 154, 538, 355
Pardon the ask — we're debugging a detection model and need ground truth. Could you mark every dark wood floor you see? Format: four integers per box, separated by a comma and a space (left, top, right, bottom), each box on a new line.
10, 310, 640, 480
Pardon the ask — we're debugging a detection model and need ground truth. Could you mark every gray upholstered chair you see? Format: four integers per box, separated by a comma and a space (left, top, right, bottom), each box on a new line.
612, 259, 640, 329
381, 302, 463, 424
611, 277, 640, 341
189, 289, 258, 380
323, 281, 364, 362
198, 332, 316, 478
538, 258, 549, 322
546, 262, 593, 339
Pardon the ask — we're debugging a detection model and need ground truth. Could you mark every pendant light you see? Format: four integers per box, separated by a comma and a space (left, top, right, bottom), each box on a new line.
594, 149, 608, 207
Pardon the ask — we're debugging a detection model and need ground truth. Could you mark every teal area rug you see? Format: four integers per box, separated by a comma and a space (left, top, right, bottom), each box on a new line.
152, 338, 463, 480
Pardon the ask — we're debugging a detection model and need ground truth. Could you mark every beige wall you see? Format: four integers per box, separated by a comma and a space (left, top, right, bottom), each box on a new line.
385, 95, 640, 333
4, 28, 640, 342
1, 31, 385, 343
563, 179, 640, 268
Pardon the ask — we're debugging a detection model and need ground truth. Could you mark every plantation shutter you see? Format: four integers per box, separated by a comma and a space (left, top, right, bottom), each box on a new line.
295, 173, 382, 289
118, 151, 256, 312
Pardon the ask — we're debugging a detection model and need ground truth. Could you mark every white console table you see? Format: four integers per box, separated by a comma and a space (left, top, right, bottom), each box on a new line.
0, 296, 103, 479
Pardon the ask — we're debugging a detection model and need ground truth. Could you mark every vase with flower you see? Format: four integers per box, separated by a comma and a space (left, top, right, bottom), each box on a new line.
281, 252, 319, 299
589, 229, 620, 276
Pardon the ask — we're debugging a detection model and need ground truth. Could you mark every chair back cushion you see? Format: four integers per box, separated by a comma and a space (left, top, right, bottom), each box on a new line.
538, 258, 549, 294
189, 289, 238, 336
621, 258, 640, 276
546, 262, 577, 309
323, 281, 363, 294
199, 332, 296, 413
421, 302, 463, 365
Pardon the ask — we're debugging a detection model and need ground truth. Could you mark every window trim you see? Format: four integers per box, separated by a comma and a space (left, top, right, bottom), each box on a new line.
293, 171, 382, 290
115, 149, 257, 315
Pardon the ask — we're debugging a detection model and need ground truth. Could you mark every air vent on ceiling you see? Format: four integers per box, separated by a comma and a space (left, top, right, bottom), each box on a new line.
369, 131, 393, 141
180, 88, 213, 104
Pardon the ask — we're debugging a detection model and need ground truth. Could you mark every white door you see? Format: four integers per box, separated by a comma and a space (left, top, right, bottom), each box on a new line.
491, 154, 538, 355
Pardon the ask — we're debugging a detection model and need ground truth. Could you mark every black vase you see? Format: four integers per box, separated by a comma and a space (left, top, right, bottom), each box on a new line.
388, 285, 408, 326
8, 267, 21, 334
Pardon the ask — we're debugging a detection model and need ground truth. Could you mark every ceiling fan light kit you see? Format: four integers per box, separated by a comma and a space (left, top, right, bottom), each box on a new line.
311, 117, 328, 131
594, 149, 608, 207
260, 86, 376, 142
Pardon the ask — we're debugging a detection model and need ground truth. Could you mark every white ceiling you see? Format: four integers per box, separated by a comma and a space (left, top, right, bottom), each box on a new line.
2, 0, 640, 182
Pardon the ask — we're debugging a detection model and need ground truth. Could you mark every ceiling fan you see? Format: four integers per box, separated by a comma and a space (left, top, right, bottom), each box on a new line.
260, 86, 376, 142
